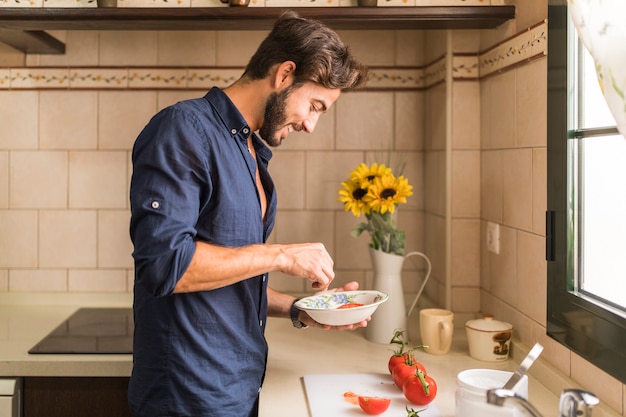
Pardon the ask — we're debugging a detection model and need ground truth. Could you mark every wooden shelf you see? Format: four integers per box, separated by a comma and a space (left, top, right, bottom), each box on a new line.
0, 6, 515, 54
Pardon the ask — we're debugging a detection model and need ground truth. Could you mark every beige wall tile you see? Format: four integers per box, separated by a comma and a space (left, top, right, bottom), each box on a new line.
490, 225, 517, 306
451, 150, 480, 217
36, 31, 99, 67
157, 31, 217, 66
335, 210, 371, 270
69, 151, 128, 209
98, 210, 133, 269
39, 210, 97, 268
40, 91, 97, 150
216, 31, 266, 67
425, 83, 447, 151
0, 269, 7, 291
336, 30, 395, 66
395, 30, 424, 66
99, 31, 158, 66
502, 148, 532, 230
529, 320, 570, 377
480, 149, 503, 222
99, 91, 157, 150
271, 151, 306, 210
424, 31, 447, 63
424, 150, 446, 216
0, 151, 7, 208
516, 231, 546, 324
516, 60, 547, 148
10, 151, 68, 209
306, 151, 364, 210
451, 218, 480, 286
488, 70, 517, 149
0, 210, 38, 268
274, 210, 334, 249
532, 148, 546, 235
395, 92, 425, 151
452, 81, 480, 149
451, 286, 480, 313
9, 269, 67, 292
451, 30, 481, 53
513, 0, 548, 31
0, 43, 25, 67
69, 269, 128, 292
335, 92, 394, 150
0, 91, 39, 150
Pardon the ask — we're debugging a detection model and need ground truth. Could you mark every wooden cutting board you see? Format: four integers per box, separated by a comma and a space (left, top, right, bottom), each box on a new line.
303, 373, 442, 417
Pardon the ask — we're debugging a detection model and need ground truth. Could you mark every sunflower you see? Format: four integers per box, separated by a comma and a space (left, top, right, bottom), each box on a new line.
364, 174, 413, 214
350, 162, 392, 186
338, 162, 413, 255
338, 178, 371, 216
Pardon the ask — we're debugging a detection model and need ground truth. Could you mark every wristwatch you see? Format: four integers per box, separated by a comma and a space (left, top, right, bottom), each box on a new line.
290, 299, 308, 329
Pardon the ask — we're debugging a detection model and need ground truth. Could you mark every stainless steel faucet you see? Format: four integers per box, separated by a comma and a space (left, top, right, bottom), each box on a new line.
487, 388, 545, 417
559, 389, 599, 417
487, 387, 600, 417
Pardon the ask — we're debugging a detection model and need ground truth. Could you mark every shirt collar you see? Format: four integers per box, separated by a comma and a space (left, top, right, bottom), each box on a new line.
204, 87, 272, 162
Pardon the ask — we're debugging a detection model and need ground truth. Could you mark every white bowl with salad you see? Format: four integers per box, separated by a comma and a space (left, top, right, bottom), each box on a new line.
294, 290, 388, 326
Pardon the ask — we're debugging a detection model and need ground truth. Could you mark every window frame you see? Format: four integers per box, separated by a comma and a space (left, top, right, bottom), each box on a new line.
547, 0, 626, 384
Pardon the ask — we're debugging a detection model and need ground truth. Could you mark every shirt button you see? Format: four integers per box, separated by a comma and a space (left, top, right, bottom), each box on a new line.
262, 275, 266, 282
151, 201, 160, 209
259, 320, 263, 327
243, 128, 249, 134
231, 128, 237, 134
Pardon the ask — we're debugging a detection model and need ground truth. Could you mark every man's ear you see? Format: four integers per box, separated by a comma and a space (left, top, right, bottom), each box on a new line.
273, 61, 296, 89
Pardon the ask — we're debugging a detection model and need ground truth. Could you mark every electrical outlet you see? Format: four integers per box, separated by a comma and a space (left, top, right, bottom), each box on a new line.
487, 222, 500, 254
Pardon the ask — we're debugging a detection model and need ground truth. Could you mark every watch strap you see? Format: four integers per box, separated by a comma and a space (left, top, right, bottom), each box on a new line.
290, 299, 308, 329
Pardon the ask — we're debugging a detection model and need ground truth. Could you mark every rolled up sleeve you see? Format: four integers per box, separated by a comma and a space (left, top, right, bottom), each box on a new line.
130, 107, 209, 297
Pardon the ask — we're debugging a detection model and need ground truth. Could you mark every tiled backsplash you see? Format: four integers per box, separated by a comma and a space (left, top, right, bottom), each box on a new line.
0, 22, 544, 299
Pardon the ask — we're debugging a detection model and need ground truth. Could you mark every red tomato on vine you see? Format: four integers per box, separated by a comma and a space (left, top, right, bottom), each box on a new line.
402, 369, 437, 406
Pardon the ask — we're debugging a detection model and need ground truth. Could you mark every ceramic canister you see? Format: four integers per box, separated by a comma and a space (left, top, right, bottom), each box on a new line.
465, 315, 513, 362
456, 369, 528, 417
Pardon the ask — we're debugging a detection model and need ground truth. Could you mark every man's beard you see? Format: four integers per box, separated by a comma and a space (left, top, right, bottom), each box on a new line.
258, 87, 292, 147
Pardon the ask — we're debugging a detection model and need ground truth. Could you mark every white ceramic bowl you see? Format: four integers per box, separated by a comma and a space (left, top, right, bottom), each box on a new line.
294, 290, 388, 326
456, 369, 528, 417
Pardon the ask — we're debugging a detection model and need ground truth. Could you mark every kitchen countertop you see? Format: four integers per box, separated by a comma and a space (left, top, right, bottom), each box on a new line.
0, 293, 605, 417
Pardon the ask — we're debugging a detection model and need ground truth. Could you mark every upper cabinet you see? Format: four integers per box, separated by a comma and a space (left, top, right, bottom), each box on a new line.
0, 6, 515, 54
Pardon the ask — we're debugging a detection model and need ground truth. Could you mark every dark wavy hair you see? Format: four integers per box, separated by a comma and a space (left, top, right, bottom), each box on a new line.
243, 11, 368, 91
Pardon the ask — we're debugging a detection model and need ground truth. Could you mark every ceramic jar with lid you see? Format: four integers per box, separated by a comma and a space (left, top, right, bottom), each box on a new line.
465, 314, 513, 361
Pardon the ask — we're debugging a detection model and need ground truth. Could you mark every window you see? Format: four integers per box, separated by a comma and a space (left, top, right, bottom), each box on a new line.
547, 1, 626, 383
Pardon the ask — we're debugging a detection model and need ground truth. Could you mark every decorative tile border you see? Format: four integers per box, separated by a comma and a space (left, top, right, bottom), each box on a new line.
0, 21, 546, 90
479, 19, 547, 78
452, 54, 479, 79
0, 66, 424, 90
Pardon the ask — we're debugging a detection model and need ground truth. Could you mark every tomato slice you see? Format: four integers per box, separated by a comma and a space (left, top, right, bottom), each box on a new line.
338, 303, 364, 309
358, 396, 391, 415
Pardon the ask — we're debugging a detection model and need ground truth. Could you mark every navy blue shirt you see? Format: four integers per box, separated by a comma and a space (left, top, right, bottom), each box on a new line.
128, 87, 277, 417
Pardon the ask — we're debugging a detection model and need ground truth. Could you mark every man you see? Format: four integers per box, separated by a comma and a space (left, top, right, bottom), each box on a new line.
128, 11, 369, 417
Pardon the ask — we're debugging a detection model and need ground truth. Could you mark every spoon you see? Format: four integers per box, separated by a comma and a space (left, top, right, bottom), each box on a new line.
503, 343, 544, 390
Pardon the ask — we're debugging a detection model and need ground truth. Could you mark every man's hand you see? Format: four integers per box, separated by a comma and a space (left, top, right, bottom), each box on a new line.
299, 281, 370, 330
277, 242, 335, 290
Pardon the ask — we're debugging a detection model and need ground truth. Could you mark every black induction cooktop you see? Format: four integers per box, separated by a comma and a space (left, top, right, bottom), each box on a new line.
29, 308, 133, 354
